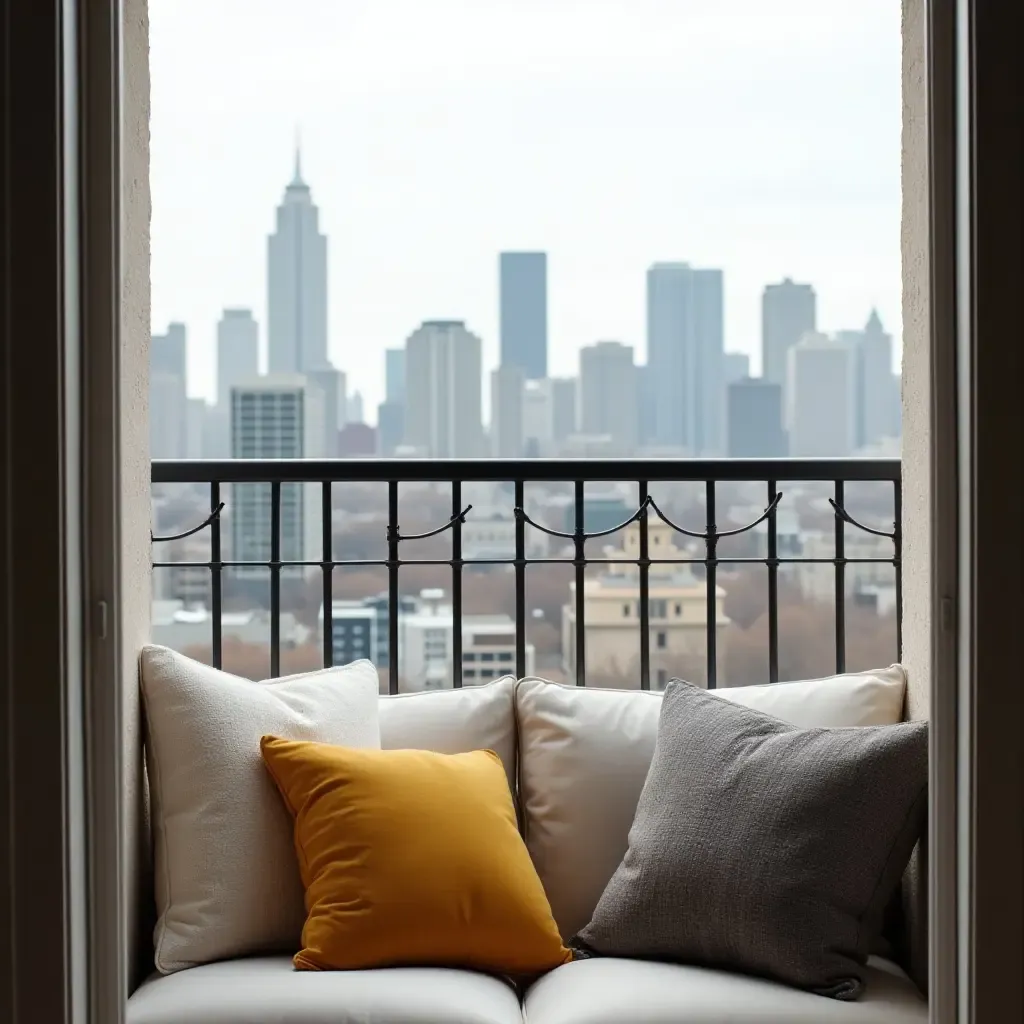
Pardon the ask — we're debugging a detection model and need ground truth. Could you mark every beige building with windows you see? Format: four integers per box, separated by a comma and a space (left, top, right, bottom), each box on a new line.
562, 522, 729, 689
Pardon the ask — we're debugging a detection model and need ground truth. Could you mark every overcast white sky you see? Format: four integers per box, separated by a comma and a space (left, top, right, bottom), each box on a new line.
151, 0, 902, 415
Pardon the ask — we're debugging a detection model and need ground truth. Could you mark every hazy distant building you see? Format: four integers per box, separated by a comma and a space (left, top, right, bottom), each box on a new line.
385, 348, 406, 403
845, 310, 900, 448
404, 320, 484, 458
635, 363, 657, 446
551, 376, 578, 445
646, 263, 724, 454
490, 364, 525, 458
380, 348, 406, 455
499, 252, 547, 379
150, 323, 188, 459
723, 351, 750, 385
230, 376, 324, 573
216, 309, 259, 410
337, 422, 376, 457
579, 341, 637, 452
267, 150, 328, 374
307, 366, 346, 457
377, 400, 405, 455
762, 278, 816, 392
152, 321, 187, 378
520, 376, 577, 456
727, 377, 786, 458
786, 333, 855, 456
522, 379, 553, 456
347, 390, 365, 425
185, 398, 211, 460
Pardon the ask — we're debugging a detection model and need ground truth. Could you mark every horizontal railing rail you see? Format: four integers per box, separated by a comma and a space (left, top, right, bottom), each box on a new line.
151, 458, 902, 692
152, 457, 899, 484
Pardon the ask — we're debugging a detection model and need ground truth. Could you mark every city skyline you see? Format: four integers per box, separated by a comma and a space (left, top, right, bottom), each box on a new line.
150, 0, 902, 412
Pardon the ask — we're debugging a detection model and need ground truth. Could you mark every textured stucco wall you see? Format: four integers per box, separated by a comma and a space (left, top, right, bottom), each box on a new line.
901, 0, 930, 722
899, 0, 929, 996
123, 0, 152, 991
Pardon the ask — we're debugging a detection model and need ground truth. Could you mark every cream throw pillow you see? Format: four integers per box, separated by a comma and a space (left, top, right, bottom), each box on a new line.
515, 666, 909, 940
141, 646, 381, 973
378, 676, 517, 787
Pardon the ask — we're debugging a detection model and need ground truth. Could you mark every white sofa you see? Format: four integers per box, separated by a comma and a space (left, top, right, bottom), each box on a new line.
127, 673, 927, 1024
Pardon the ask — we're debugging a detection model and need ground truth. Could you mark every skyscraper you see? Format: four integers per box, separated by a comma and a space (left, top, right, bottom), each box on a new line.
267, 149, 328, 374
490, 364, 525, 458
385, 348, 406, 404
847, 309, 899, 448
499, 252, 547, 379
306, 366, 346, 457
150, 322, 188, 459
230, 376, 324, 574
550, 376, 578, 446
762, 278, 816, 390
379, 348, 407, 456
727, 378, 786, 457
377, 401, 405, 455
403, 321, 484, 458
646, 263, 724, 454
216, 309, 259, 411
786, 333, 855, 456
723, 351, 751, 385
579, 341, 638, 453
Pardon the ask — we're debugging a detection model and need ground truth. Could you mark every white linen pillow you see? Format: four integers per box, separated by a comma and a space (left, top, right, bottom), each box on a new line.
141, 645, 381, 974
515, 665, 909, 940
378, 677, 517, 787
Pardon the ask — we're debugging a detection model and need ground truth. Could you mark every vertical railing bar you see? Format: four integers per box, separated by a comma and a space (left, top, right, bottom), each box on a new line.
574, 479, 586, 686
894, 475, 903, 661
514, 479, 526, 680
767, 479, 779, 684
210, 480, 222, 670
638, 480, 650, 690
834, 479, 846, 674
452, 479, 464, 688
321, 481, 333, 668
387, 481, 399, 695
706, 480, 718, 689
270, 480, 281, 678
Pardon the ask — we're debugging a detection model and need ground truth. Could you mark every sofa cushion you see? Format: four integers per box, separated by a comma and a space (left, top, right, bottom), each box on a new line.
522, 957, 926, 1024
126, 956, 523, 1024
573, 683, 928, 999
379, 676, 516, 787
140, 646, 381, 973
260, 738, 571, 974
515, 666, 908, 939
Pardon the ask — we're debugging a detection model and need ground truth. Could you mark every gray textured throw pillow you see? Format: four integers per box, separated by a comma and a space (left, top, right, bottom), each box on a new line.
573, 681, 928, 1000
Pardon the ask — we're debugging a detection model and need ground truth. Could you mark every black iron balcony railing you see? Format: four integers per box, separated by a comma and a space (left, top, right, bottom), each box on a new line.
151, 458, 901, 692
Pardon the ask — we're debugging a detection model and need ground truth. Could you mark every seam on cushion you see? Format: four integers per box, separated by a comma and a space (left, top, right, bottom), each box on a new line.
138, 653, 186, 973
855, 782, 929, 955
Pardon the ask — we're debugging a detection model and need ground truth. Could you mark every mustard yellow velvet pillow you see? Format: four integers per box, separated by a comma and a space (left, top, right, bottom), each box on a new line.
260, 736, 572, 974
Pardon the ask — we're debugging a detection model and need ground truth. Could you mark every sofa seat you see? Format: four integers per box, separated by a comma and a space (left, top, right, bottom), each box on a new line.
522, 956, 926, 1024
126, 956, 523, 1024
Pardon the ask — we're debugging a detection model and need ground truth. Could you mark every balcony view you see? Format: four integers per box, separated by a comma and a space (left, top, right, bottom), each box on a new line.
149, 0, 902, 690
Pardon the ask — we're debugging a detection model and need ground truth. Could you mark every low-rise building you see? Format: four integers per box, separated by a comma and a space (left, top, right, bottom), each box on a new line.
461, 508, 547, 559
150, 600, 311, 653
796, 529, 897, 604
563, 522, 729, 689
399, 591, 535, 690
319, 592, 418, 668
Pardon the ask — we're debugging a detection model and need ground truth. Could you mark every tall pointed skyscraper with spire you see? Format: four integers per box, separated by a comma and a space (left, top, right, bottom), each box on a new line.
267, 145, 329, 373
